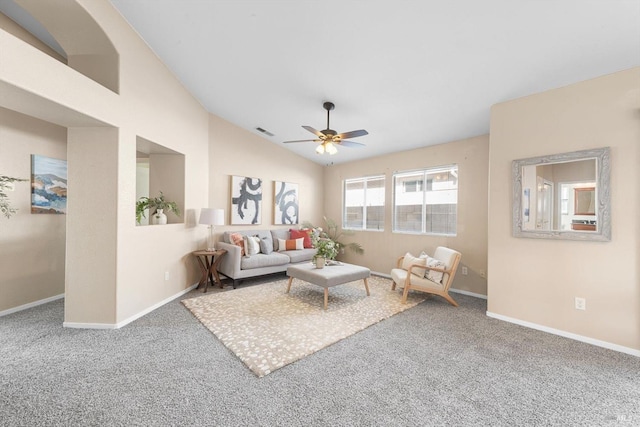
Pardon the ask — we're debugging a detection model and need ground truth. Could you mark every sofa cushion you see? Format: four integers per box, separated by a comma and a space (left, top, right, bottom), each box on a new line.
240, 253, 290, 269
284, 248, 316, 263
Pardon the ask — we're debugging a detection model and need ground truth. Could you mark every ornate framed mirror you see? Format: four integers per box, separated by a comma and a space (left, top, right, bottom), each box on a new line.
512, 147, 610, 241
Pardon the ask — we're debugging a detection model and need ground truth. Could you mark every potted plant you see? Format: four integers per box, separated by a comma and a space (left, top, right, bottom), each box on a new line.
1, 175, 27, 219
136, 191, 180, 225
312, 238, 339, 269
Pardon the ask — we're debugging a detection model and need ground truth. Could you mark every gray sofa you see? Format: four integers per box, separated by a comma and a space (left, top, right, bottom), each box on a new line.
216, 229, 316, 287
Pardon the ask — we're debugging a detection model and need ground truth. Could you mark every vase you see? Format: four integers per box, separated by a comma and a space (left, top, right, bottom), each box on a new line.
153, 208, 167, 225
315, 257, 325, 269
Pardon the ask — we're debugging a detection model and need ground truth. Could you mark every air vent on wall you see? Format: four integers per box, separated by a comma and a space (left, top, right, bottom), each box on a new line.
255, 127, 274, 137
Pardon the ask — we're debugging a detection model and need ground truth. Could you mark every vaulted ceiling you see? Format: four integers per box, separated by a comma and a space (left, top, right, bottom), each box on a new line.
5, 1, 640, 165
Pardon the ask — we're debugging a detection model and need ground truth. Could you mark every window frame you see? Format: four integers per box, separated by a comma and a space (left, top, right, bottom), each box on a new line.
392, 164, 458, 236
342, 174, 386, 231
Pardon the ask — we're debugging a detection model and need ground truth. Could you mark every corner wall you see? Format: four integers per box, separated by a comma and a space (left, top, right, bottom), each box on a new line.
323, 135, 490, 296
488, 67, 640, 353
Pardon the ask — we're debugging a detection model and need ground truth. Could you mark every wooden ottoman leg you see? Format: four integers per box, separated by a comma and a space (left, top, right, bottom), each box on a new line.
286, 277, 293, 293
324, 288, 328, 310
363, 278, 370, 296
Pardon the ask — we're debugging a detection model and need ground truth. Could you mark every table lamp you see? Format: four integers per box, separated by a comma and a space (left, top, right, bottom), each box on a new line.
199, 208, 224, 251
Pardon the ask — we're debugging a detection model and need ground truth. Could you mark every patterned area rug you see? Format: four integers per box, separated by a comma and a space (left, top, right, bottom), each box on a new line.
182, 275, 426, 377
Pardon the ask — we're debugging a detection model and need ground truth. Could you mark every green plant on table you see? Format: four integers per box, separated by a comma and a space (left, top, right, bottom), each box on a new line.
313, 238, 339, 261
136, 191, 180, 224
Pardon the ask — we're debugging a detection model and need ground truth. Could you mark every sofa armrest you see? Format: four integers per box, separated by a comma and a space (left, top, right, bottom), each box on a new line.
216, 241, 242, 279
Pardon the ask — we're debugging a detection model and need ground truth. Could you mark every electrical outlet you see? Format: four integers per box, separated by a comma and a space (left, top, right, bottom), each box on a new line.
461, 266, 468, 275
479, 270, 486, 279
164, 271, 170, 281
575, 297, 586, 310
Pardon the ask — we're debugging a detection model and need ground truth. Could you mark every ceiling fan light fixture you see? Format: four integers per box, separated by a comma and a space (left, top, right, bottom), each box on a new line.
315, 144, 325, 154
326, 142, 338, 155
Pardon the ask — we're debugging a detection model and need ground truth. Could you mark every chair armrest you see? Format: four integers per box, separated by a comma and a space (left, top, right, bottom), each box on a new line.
423, 265, 450, 274
396, 256, 405, 268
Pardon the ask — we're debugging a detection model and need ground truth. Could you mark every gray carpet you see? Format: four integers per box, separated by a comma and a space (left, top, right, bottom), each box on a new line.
1, 274, 638, 426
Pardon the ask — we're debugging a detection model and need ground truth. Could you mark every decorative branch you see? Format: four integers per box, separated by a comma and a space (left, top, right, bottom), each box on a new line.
0, 175, 28, 219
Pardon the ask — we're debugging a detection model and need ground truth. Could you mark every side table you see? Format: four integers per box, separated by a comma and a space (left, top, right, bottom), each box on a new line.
192, 249, 227, 293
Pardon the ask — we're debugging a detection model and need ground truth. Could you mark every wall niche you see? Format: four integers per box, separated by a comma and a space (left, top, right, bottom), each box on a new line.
136, 136, 185, 226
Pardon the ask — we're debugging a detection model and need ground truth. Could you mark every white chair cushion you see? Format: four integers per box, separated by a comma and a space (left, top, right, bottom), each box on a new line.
401, 252, 427, 277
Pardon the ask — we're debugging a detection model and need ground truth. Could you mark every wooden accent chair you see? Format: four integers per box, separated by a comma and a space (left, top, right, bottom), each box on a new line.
390, 246, 462, 306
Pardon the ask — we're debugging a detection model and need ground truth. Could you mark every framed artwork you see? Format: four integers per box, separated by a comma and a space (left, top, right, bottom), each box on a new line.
274, 181, 299, 225
231, 175, 262, 225
31, 155, 67, 214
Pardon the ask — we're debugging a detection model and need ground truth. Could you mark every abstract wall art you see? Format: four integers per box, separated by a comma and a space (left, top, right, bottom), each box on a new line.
31, 155, 67, 214
274, 181, 299, 225
231, 175, 262, 225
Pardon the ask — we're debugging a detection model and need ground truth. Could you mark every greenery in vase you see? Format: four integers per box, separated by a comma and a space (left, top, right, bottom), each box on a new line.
1, 175, 28, 219
313, 238, 339, 261
303, 216, 364, 257
136, 191, 180, 224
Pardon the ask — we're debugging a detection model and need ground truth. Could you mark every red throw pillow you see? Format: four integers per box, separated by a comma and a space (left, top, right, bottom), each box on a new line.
290, 229, 312, 248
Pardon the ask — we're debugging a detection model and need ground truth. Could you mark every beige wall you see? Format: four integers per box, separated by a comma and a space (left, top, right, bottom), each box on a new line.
323, 135, 489, 296
488, 67, 640, 352
208, 115, 325, 241
1, 1, 210, 326
0, 108, 67, 312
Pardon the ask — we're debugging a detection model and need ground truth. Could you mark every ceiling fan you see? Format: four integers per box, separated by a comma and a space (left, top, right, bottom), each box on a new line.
283, 102, 368, 155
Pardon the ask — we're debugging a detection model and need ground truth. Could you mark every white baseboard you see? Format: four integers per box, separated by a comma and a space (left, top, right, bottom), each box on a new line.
0, 294, 64, 317
372, 271, 487, 300
449, 288, 487, 300
63, 283, 200, 330
486, 311, 640, 358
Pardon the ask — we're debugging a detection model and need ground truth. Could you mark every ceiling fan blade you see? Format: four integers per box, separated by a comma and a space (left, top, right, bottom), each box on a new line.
302, 126, 326, 138
336, 129, 368, 140
338, 140, 366, 148
283, 139, 321, 143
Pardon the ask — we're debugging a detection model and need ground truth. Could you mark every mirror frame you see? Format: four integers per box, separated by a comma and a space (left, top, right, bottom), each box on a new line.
512, 147, 611, 241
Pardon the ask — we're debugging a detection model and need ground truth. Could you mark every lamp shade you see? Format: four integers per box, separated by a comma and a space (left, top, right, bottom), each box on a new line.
200, 208, 225, 225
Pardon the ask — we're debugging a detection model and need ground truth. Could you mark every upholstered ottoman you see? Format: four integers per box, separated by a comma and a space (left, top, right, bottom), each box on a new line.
286, 262, 371, 309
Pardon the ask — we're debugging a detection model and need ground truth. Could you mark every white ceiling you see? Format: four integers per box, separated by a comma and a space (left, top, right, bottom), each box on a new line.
7, 1, 640, 165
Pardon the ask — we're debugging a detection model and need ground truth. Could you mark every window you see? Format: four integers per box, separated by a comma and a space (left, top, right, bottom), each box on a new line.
393, 165, 458, 235
343, 175, 385, 230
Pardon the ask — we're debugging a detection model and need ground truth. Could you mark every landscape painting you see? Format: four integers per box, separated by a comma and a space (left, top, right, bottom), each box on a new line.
274, 181, 299, 225
230, 175, 262, 225
31, 155, 67, 214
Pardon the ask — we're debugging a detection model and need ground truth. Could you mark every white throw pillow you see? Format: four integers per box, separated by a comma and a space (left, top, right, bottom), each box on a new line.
401, 252, 427, 277
243, 235, 261, 256
425, 256, 446, 283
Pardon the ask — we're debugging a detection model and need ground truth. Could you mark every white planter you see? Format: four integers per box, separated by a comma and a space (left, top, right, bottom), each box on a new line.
152, 208, 167, 225
315, 257, 325, 269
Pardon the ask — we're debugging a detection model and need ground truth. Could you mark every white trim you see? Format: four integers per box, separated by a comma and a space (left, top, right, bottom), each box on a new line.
0, 293, 64, 317
63, 283, 200, 330
63, 321, 117, 329
373, 272, 487, 300
449, 288, 487, 300
486, 311, 640, 358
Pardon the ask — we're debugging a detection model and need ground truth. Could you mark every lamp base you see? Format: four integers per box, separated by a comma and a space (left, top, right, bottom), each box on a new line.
206, 226, 216, 251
